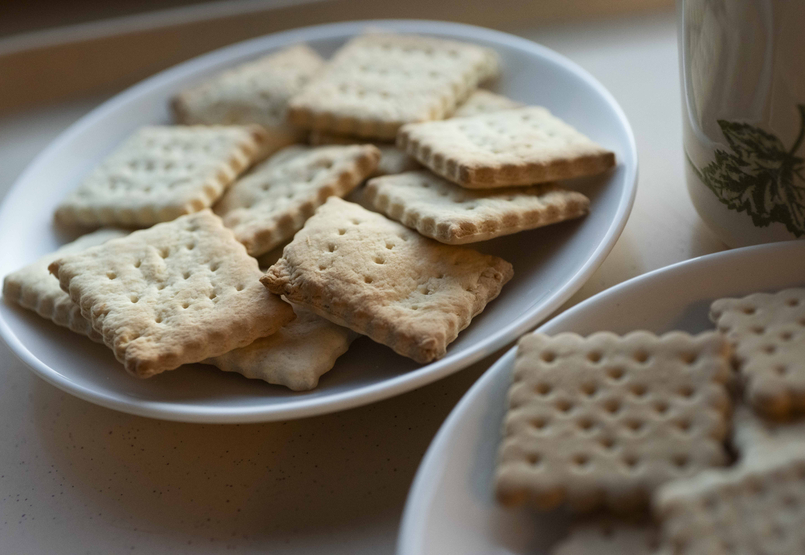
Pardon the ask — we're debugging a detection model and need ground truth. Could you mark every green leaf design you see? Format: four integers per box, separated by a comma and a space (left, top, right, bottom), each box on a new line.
690, 104, 805, 237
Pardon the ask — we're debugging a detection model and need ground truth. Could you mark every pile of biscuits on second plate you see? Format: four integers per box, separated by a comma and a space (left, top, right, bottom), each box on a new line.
2, 32, 615, 391
496, 288, 805, 554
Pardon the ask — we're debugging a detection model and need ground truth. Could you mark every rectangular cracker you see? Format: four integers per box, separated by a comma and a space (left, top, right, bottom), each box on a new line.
206, 307, 357, 391
710, 288, 805, 419
654, 450, 805, 555
49, 210, 295, 378
261, 197, 513, 363
451, 89, 524, 118
287, 33, 499, 140
495, 331, 732, 512
214, 144, 380, 256
172, 45, 324, 157
309, 130, 421, 177
364, 170, 589, 244
398, 106, 616, 188
55, 125, 267, 228
2, 229, 127, 341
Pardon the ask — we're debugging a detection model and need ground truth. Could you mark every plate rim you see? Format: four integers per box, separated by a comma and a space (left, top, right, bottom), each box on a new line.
0, 19, 638, 423
397, 240, 804, 554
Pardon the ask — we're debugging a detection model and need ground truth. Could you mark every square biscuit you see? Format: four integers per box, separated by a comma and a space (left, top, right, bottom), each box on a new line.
172, 45, 324, 156
287, 33, 499, 140
452, 89, 524, 118
214, 144, 380, 256
49, 210, 295, 378
654, 450, 805, 555
261, 197, 513, 363
309, 130, 421, 177
495, 331, 732, 512
3, 229, 127, 341
207, 307, 357, 391
55, 125, 268, 228
710, 288, 805, 418
364, 170, 589, 244
398, 106, 616, 188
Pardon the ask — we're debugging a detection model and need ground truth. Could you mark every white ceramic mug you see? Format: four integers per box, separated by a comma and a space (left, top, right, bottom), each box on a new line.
678, 0, 805, 247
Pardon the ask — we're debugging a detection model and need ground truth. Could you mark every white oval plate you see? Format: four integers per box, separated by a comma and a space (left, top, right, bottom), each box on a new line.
399, 240, 805, 555
0, 20, 636, 423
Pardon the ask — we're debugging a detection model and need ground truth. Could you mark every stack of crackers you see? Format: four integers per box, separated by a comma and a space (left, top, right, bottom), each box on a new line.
495, 288, 805, 554
3, 32, 615, 392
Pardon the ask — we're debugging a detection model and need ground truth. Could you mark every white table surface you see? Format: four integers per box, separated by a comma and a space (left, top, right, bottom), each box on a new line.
0, 10, 726, 554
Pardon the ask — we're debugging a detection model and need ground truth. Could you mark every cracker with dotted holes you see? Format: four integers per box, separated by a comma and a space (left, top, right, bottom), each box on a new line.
261, 197, 513, 363
172, 45, 324, 156
551, 518, 660, 555
48, 210, 295, 378
287, 33, 499, 140
364, 170, 589, 244
451, 89, 524, 118
308, 130, 421, 177
3, 228, 127, 341
710, 288, 805, 419
55, 125, 267, 228
214, 144, 380, 256
654, 449, 805, 555
397, 106, 616, 188
495, 331, 732, 512
731, 406, 805, 465
206, 307, 357, 391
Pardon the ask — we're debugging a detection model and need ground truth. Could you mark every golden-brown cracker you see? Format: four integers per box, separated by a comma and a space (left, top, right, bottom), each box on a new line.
364, 170, 589, 244
55, 126, 267, 228
398, 106, 616, 188
172, 45, 324, 157
49, 210, 294, 378
261, 197, 512, 363
215, 144, 380, 256
287, 33, 499, 140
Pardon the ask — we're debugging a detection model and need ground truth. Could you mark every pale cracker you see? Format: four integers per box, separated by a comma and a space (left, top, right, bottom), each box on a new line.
710, 288, 805, 418
55, 125, 267, 228
287, 33, 499, 140
364, 170, 589, 244
3, 229, 127, 341
398, 106, 616, 188
551, 518, 660, 555
172, 45, 324, 157
451, 89, 524, 118
654, 450, 805, 555
308, 130, 421, 177
731, 406, 805, 465
214, 144, 380, 256
495, 331, 732, 512
49, 210, 295, 378
207, 307, 357, 391
261, 197, 513, 363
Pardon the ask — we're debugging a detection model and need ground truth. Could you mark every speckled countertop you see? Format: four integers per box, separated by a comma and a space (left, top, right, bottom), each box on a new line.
0, 10, 726, 554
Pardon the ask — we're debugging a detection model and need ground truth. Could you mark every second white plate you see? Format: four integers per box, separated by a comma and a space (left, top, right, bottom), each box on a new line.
0, 20, 636, 423
399, 240, 805, 555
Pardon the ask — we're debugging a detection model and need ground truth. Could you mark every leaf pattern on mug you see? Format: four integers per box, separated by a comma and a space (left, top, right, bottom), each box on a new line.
689, 104, 805, 237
